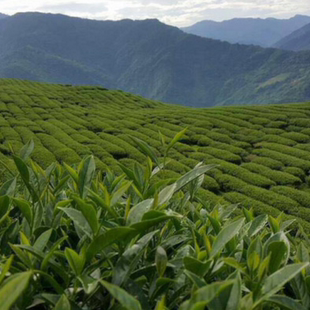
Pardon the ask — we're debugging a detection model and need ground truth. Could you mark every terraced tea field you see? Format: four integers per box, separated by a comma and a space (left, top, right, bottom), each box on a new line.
1, 79, 310, 232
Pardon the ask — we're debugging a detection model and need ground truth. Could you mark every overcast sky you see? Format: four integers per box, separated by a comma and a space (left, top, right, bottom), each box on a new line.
1, 0, 310, 27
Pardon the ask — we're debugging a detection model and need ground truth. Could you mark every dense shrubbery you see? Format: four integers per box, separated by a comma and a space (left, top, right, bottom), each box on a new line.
271, 186, 310, 209
198, 146, 241, 163
283, 167, 306, 180
258, 134, 296, 146
210, 141, 248, 157
2, 80, 310, 266
281, 132, 310, 143
209, 159, 276, 188
258, 142, 310, 161
253, 148, 310, 171
241, 162, 302, 186
1, 140, 310, 310
250, 156, 284, 169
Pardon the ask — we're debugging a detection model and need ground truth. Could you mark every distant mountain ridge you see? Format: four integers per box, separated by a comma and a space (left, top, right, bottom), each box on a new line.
1, 12, 310, 106
0, 13, 8, 20
182, 15, 310, 47
274, 22, 310, 51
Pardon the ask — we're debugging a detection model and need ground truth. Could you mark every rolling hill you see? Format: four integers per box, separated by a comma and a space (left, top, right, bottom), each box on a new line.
2, 78, 310, 233
274, 22, 310, 51
182, 15, 310, 47
1, 13, 310, 107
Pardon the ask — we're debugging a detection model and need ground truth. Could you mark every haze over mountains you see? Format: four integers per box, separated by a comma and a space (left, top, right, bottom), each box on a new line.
182, 15, 310, 47
274, 22, 310, 51
1, 12, 310, 107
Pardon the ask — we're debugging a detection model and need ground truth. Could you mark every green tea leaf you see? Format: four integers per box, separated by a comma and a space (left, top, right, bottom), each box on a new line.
59, 207, 93, 237
0, 271, 32, 310
248, 214, 268, 237
33, 228, 53, 252
210, 218, 245, 258
127, 198, 154, 225
13, 198, 33, 227
100, 280, 142, 310
78, 155, 95, 198
186, 281, 234, 310
130, 136, 159, 166
256, 263, 309, 307
13, 156, 29, 184
267, 241, 288, 274
268, 295, 307, 310
166, 128, 187, 155
158, 183, 177, 206
184, 270, 207, 288
65, 248, 85, 276
175, 164, 217, 193
155, 295, 166, 310
72, 196, 98, 235
112, 230, 158, 286
19, 139, 34, 161
183, 257, 211, 277
0, 177, 16, 196
156, 246, 168, 277
53, 294, 71, 310
225, 272, 242, 310
0, 196, 10, 219
63, 162, 78, 184
0, 255, 13, 285
111, 181, 132, 206
86, 227, 136, 261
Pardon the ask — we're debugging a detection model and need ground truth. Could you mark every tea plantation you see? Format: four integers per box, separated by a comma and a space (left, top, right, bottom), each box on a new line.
2, 78, 310, 309
1, 78, 310, 233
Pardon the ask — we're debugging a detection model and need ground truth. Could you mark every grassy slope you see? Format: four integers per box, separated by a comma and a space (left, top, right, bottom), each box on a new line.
1, 78, 310, 231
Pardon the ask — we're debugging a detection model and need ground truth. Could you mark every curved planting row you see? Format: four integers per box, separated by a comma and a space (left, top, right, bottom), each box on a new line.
1, 79, 310, 232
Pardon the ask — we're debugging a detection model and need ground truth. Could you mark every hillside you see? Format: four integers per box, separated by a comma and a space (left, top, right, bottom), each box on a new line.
182, 15, 310, 47
2, 79, 310, 233
274, 22, 310, 51
1, 13, 310, 106
0, 13, 7, 20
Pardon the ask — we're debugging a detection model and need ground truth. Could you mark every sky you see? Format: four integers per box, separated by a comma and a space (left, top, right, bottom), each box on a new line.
1, 0, 310, 27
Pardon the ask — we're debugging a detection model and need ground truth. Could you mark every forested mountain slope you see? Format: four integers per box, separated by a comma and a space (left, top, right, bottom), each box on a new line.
1, 13, 310, 106
274, 22, 310, 51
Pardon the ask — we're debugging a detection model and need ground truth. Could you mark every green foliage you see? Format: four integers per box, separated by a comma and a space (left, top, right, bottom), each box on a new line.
253, 148, 310, 171
198, 147, 242, 163
250, 156, 284, 170
210, 159, 276, 188
1, 142, 309, 310
1, 80, 310, 246
242, 162, 302, 186
271, 186, 310, 209
281, 132, 310, 143
282, 167, 306, 180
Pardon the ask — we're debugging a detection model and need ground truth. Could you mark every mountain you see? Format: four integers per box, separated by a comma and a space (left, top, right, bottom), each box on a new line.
1, 13, 310, 106
0, 13, 8, 20
274, 22, 310, 51
182, 15, 310, 47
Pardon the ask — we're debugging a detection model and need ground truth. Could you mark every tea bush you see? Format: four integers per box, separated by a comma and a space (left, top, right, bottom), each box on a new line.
0, 139, 309, 310
209, 159, 276, 188
241, 163, 302, 186
271, 186, 310, 209
250, 156, 284, 170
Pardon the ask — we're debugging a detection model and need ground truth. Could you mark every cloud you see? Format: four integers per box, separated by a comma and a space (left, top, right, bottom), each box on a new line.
38, 2, 107, 14
0, 0, 309, 26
